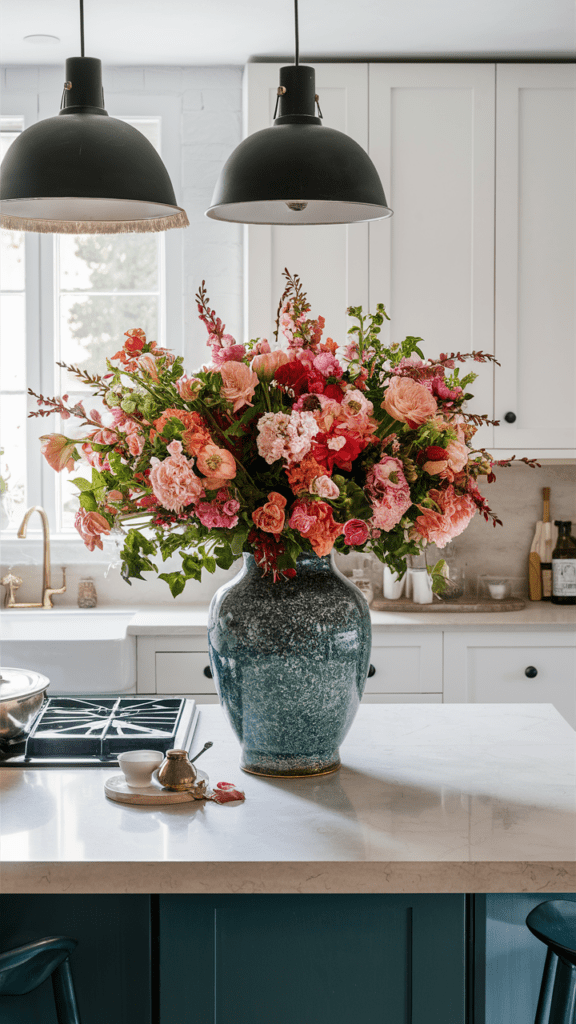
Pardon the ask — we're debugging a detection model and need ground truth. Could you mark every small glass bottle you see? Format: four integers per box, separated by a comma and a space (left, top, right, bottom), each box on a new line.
551, 521, 576, 605
78, 577, 97, 608
351, 567, 374, 606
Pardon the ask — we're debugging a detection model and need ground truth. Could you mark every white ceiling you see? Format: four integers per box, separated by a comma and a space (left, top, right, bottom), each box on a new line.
1, 0, 575, 66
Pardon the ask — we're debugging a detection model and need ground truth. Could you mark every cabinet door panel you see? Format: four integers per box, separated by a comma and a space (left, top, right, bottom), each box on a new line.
369, 64, 495, 450
444, 632, 576, 727
368, 634, 443, 692
160, 894, 466, 1024
494, 64, 576, 453
155, 651, 214, 694
245, 63, 369, 346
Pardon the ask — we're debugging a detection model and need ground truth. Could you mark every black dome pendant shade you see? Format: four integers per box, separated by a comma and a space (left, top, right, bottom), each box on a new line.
206, 2, 392, 226
0, 3, 188, 234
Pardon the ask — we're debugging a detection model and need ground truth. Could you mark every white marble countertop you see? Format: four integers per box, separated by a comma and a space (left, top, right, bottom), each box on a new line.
1, 703, 575, 894
127, 601, 576, 635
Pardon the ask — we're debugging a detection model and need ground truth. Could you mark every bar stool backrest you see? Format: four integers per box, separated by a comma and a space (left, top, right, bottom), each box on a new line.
526, 900, 576, 1024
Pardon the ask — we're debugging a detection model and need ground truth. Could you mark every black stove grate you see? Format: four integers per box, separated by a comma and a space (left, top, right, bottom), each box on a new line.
24, 697, 186, 758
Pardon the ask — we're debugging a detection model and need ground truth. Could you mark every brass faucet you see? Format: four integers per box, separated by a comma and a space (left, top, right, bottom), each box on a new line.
1, 506, 66, 609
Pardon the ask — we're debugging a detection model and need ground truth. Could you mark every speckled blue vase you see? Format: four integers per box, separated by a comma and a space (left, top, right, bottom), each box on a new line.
207, 552, 371, 777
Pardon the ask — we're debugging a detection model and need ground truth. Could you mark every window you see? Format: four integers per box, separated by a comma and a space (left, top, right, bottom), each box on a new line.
0, 101, 182, 546
0, 117, 27, 525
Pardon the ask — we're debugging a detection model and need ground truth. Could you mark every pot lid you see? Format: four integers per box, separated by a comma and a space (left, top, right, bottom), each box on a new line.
0, 667, 50, 702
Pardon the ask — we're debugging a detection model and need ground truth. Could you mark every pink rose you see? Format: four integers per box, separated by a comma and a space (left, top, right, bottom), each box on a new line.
382, 376, 437, 428
252, 349, 289, 382
75, 508, 111, 552
175, 375, 201, 401
40, 434, 77, 473
150, 453, 204, 512
343, 519, 370, 547
219, 361, 259, 413
310, 475, 340, 499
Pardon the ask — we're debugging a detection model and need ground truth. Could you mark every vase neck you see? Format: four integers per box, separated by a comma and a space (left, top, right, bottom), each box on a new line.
242, 552, 333, 575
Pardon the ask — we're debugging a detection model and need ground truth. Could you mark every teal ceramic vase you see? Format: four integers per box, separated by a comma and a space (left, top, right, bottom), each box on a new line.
207, 552, 371, 777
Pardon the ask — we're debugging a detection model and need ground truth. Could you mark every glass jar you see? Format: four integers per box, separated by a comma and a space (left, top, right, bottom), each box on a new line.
77, 577, 97, 608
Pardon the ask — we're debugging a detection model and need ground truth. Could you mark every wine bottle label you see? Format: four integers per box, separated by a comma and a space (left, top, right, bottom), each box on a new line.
541, 565, 553, 598
552, 560, 576, 596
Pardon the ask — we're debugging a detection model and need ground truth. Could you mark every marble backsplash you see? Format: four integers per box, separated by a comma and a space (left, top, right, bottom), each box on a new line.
1, 464, 574, 606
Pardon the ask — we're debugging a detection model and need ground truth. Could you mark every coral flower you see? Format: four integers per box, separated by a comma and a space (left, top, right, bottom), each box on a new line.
288, 499, 343, 557
75, 508, 111, 552
219, 361, 259, 413
252, 492, 287, 536
382, 376, 438, 428
196, 444, 237, 481
415, 485, 477, 548
40, 434, 77, 473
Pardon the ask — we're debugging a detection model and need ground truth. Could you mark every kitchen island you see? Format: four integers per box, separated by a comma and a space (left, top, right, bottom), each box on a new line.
1, 702, 575, 894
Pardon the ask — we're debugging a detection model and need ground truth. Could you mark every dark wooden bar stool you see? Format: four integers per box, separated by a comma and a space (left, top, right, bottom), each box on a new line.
0, 936, 81, 1023
527, 900, 576, 1024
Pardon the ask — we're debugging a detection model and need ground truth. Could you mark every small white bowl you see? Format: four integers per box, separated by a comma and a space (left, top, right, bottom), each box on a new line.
117, 750, 164, 788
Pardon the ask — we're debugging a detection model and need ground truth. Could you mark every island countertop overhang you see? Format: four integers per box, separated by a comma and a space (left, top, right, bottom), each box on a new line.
1, 703, 575, 894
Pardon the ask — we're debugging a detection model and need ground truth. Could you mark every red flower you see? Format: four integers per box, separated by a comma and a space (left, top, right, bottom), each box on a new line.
312, 430, 367, 473
323, 383, 345, 401
275, 359, 325, 397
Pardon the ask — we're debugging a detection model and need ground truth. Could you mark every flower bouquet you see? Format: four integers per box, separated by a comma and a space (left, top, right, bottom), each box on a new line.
32, 269, 535, 596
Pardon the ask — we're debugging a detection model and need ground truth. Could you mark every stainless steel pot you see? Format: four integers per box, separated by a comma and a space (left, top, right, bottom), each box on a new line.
0, 667, 49, 740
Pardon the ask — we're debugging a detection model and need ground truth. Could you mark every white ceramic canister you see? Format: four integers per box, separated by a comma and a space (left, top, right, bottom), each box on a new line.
409, 568, 433, 605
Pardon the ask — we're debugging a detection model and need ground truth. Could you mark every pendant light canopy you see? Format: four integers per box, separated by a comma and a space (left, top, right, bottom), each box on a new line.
0, 4, 188, 234
206, 3, 392, 226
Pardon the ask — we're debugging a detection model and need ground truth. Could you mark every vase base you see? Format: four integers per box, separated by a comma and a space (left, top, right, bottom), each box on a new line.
239, 749, 341, 778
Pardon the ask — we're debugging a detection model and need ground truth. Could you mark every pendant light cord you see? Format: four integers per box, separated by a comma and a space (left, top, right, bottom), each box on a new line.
294, 0, 299, 66
79, 0, 85, 57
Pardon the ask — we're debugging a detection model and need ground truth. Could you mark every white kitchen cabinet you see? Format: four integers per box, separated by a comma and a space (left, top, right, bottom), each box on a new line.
493, 64, 576, 456
443, 631, 576, 727
368, 63, 496, 450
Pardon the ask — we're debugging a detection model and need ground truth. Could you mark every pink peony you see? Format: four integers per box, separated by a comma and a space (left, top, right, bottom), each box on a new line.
414, 485, 477, 548
149, 453, 204, 512
382, 376, 437, 428
251, 349, 289, 382
343, 519, 370, 546
40, 434, 77, 473
370, 490, 412, 532
75, 508, 111, 552
219, 361, 259, 413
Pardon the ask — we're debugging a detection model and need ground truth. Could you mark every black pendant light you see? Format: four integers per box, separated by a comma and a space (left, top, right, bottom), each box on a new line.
206, 0, 392, 225
0, 1, 188, 234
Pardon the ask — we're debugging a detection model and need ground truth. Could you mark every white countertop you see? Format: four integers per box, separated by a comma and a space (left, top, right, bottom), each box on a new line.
1, 703, 575, 894
127, 601, 576, 635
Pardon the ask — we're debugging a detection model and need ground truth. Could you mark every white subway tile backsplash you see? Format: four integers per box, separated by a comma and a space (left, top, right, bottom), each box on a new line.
200, 88, 242, 112
183, 67, 242, 90
182, 109, 241, 146
144, 67, 184, 93
103, 66, 146, 92
182, 89, 204, 111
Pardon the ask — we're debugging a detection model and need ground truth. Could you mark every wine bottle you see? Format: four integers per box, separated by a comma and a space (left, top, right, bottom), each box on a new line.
551, 521, 576, 605
540, 487, 553, 601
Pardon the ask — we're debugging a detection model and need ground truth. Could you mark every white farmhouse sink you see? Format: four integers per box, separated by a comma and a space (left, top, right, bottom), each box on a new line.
0, 609, 137, 694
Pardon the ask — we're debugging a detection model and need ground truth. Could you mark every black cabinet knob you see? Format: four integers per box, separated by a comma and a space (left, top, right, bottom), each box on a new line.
203, 665, 213, 679
367, 664, 376, 678
525, 666, 538, 679
504, 412, 517, 423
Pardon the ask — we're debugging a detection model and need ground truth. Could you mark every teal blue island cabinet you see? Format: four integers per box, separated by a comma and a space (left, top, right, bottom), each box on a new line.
160, 894, 468, 1024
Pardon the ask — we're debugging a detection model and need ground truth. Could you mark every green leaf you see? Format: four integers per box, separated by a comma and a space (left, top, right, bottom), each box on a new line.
158, 572, 187, 598
71, 476, 93, 492
79, 491, 98, 511
214, 544, 235, 571
181, 554, 203, 581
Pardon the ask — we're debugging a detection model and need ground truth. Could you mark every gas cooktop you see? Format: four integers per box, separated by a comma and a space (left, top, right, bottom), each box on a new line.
0, 695, 198, 767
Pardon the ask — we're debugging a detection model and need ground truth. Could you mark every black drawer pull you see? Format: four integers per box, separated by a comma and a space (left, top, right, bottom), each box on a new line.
504, 411, 517, 423
203, 665, 213, 679
525, 666, 538, 679
367, 664, 376, 678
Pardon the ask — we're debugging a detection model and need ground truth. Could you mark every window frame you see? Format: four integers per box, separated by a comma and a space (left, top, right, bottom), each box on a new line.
1, 90, 183, 560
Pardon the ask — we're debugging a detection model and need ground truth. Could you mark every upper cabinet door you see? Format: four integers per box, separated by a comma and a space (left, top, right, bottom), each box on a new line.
369, 64, 496, 451
494, 64, 576, 455
244, 63, 369, 345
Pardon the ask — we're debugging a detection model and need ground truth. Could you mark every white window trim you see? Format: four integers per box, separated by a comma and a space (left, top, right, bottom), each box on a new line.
1, 91, 184, 564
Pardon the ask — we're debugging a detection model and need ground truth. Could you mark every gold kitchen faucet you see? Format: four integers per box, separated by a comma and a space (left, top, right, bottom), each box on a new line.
1, 506, 66, 608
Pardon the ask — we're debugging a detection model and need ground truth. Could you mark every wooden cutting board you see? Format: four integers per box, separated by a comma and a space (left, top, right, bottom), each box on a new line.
370, 597, 526, 613
104, 769, 208, 805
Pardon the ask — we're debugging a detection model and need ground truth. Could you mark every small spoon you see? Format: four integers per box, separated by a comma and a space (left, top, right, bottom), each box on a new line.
190, 741, 213, 764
